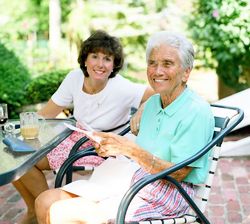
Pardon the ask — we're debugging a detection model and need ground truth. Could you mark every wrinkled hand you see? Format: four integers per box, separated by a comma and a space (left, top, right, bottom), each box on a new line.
130, 104, 144, 136
93, 132, 137, 158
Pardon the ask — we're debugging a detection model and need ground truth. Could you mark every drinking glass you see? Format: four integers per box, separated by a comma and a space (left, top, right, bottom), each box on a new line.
20, 112, 40, 139
0, 104, 8, 128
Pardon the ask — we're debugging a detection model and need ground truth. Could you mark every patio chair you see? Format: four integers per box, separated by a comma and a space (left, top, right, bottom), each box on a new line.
54, 104, 243, 224
115, 104, 244, 224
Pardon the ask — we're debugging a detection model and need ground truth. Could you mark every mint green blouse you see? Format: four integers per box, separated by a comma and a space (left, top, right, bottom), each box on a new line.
136, 87, 215, 184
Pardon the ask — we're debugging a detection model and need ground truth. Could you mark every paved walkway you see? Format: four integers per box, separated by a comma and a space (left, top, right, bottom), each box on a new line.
0, 154, 250, 224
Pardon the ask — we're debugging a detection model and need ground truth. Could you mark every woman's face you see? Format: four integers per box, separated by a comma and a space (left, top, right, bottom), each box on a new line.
85, 52, 114, 81
147, 44, 190, 97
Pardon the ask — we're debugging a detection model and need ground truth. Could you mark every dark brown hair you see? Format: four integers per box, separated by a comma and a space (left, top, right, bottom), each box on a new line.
78, 30, 124, 78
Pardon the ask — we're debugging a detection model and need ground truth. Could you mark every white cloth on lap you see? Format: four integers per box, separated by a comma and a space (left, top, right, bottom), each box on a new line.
61, 155, 139, 202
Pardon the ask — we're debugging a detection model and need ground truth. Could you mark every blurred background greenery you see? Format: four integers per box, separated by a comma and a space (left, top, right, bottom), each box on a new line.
0, 0, 249, 118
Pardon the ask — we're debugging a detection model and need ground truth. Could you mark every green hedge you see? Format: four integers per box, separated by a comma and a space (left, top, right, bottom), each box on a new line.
25, 69, 69, 105
0, 42, 31, 118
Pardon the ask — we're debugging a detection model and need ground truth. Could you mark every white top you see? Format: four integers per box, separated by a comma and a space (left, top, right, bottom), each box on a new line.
52, 68, 146, 131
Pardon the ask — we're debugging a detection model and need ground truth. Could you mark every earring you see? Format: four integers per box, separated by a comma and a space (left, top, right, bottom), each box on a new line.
85, 64, 87, 67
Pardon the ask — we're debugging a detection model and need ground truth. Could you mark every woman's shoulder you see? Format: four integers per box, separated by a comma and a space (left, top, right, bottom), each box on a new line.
147, 94, 159, 102
107, 75, 133, 91
143, 94, 160, 110
186, 88, 210, 106
109, 74, 129, 84
63, 68, 84, 83
186, 89, 213, 117
66, 68, 83, 78
110, 74, 144, 85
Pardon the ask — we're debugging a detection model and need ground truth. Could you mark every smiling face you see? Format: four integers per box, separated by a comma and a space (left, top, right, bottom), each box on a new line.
147, 44, 191, 106
85, 52, 114, 83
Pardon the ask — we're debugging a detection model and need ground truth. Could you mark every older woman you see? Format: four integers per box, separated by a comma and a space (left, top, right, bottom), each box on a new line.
35, 31, 214, 224
13, 30, 153, 224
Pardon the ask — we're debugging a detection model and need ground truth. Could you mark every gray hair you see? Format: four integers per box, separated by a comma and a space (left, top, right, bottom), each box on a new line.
146, 31, 195, 70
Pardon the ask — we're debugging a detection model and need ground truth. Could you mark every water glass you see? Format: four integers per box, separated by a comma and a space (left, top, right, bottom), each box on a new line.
20, 112, 40, 139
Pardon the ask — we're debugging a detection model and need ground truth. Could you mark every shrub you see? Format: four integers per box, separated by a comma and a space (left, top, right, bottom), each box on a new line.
0, 42, 31, 118
25, 69, 69, 105
188, 0, 250, 91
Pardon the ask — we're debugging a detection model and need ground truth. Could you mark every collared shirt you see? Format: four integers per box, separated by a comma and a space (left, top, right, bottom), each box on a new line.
136, 87, 215, 184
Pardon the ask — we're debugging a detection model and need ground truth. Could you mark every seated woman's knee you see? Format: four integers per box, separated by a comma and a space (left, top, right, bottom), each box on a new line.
35, 189, 54, 212
36, 157, 50, 170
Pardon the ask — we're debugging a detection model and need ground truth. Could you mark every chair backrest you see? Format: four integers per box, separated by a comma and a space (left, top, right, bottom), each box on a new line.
193, 105, 240, 212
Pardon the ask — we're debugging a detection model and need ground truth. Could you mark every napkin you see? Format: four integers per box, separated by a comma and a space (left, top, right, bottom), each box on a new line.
2, 136, 36, 153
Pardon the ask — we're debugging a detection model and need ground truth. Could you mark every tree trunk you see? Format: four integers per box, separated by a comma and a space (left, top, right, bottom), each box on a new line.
49, 0, 61, 65
218, 77, 237, 99
218, 65, 250, 99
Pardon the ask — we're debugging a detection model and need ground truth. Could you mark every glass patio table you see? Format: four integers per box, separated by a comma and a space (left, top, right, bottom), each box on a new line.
0, 118, 74, 186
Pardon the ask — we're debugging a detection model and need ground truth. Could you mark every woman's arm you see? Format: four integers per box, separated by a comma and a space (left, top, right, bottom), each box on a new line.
126, 143, 192, 182
130, 86, 154, 135
130, 103, 144, 135
144, 152, 193, 182
140, 86, 154, 105
94, 132, 192, 182
37, 99, 65, 118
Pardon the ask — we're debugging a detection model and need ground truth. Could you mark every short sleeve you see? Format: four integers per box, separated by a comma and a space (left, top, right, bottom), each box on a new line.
170, 107, 214, 168
51, 71, 75, 107
114, 75, 147, 109
129, 82, 147, 108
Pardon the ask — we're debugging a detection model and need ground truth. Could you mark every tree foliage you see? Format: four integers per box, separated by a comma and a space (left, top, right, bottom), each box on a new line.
0, 0, 169, 73
188, 0, 250, 91
0, 42, 31, 117
0, 0, 74, 39
25, 69, 69, 104
64, 0, 169, 71
0, 0, 38, 41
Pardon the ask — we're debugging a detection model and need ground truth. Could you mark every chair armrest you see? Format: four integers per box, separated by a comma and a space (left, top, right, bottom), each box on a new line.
68, 136, 89, 157
116, 172, 209, 224
115, 165, 206, 223
117, 126, 131, 136
55, 147, 97, 188
65, 136, 90, 184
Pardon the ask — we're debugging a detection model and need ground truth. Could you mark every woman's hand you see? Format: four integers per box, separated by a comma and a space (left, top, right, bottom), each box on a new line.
93, 132, 138, 158
130, 104, 144, 136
